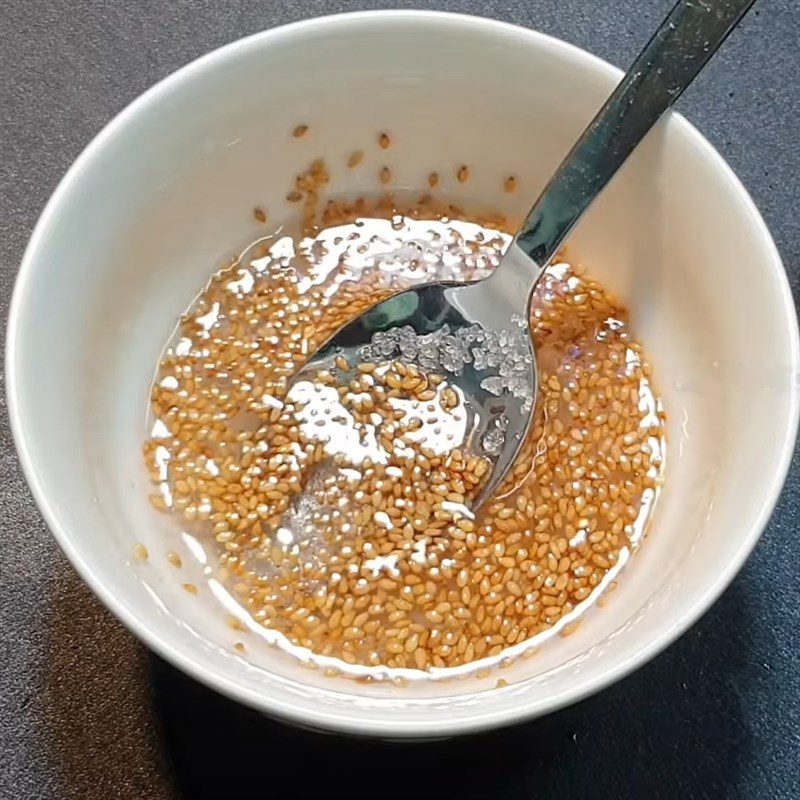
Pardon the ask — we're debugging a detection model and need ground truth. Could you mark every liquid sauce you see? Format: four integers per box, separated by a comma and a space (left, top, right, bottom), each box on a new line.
143, 211, 664, 682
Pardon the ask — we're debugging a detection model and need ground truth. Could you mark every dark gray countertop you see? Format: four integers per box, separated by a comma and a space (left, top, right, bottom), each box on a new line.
1, 1, 798, 798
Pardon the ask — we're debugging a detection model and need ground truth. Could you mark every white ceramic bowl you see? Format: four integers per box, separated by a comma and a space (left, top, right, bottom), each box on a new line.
7, 11, 799, 737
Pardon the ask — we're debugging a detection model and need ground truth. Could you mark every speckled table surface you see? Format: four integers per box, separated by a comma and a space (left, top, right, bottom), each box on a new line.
1, 1, 798, 798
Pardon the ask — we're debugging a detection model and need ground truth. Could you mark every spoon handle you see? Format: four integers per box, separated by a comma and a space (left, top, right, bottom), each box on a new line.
513, 0, 756, 269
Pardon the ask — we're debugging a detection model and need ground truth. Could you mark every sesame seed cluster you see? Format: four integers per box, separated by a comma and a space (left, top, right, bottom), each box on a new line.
144, 204, 663, 674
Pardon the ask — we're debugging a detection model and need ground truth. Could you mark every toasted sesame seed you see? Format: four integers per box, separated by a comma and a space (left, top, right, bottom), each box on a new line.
133, 543, 149, 561
378, 132, 391, 149
457, 165, 469, 183
253, 207, 267, 223
226, 614, 246, 631
292, 124, 309, 138
149, 494, 167, 511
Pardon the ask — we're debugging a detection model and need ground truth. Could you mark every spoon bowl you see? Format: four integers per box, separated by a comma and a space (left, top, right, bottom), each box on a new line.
291, 245, 541, 505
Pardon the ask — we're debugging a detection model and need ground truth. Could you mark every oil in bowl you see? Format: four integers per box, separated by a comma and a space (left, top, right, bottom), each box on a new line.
142, 160, 664, 684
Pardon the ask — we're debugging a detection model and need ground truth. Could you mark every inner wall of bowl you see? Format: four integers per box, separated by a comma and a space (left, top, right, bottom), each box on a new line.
13, 15, 796, 725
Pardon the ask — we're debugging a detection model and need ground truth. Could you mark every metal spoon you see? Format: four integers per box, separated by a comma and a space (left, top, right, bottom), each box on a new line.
290, 0, 755, 506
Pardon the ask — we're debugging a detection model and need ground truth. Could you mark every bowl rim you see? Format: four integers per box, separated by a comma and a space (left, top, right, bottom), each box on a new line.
6, 9, 800, 737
